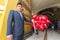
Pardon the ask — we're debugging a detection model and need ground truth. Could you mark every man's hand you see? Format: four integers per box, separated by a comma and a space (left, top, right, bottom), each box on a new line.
7, 35, 13, 40
32, 13, 34, 16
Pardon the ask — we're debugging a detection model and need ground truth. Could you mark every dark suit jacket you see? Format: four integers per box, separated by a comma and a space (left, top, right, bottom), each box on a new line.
7, 10, 31, 40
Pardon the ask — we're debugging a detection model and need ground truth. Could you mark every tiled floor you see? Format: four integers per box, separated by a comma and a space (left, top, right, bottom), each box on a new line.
26, 29, 60, 40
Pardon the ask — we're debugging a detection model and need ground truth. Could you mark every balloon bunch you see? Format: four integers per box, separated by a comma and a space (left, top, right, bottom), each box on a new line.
31, 15, 51, 31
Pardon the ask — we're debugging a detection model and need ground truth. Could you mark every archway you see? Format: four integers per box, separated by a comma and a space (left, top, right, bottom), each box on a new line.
37, 7, 60, 29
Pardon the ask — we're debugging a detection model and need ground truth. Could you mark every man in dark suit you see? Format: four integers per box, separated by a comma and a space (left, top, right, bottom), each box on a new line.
7, 3, 31, 40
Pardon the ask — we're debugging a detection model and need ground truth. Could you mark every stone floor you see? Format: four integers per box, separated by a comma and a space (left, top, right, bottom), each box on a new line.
26, 31, 45, 40
56, 30, 60, 34
26, 29, 60, 40
47, 30, 60, 40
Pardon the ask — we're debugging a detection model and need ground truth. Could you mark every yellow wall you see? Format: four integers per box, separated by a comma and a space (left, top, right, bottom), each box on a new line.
0, 0, 6, 33
0, 0, 18, 40
0, 0, 5, 5
0, 0, 8, 35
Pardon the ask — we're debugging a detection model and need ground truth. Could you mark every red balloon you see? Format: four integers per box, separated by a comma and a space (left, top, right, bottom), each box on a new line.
38, 15, 42, 20
41, 20, 46, 24
32, 15, 37, 19
41, 15, 48, 21
35, 15, 39, 20
36, 23, 40, 29
32, 15, 39, 21
32, 15, 37, 20
37, 20, 41, 25
43, 15, 48, 19
39, 25, 44, 30
31, 14, 51, 31
43, 24, 48, 29
46, 20, 51, 24
36, 24, 44, 30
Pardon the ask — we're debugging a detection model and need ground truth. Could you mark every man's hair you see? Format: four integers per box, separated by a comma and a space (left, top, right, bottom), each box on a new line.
17, 3, 22, 6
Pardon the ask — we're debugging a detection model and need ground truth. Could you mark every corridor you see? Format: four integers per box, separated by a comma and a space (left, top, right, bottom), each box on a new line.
26, 29, 60, 40
0, 0, 60, 40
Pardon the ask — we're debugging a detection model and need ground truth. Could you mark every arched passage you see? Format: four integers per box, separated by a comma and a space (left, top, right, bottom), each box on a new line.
37, 7, 60, 29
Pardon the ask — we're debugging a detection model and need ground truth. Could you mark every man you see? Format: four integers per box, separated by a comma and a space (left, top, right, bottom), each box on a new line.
7, 3, 31, 40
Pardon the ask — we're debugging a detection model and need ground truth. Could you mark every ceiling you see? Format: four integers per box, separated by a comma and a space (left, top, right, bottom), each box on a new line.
31, 0, 60, 13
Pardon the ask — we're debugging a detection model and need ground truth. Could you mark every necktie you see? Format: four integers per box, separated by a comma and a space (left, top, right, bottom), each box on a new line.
20, 12, 23, 20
